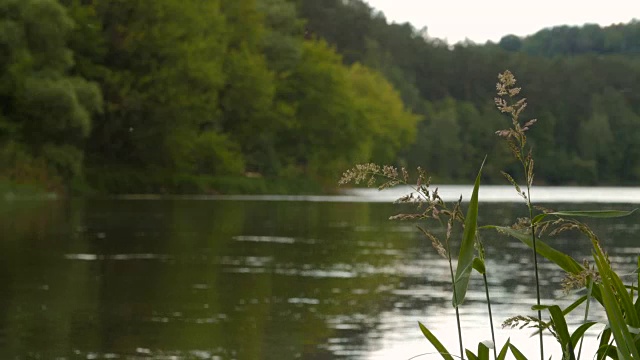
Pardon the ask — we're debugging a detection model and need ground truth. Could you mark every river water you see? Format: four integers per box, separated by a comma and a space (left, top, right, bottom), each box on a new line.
1, 186, 639, 359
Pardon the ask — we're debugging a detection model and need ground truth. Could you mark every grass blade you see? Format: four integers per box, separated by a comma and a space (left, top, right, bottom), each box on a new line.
532, 209, 637, 224
508, 343, 529, 360
597, 327, 612, 360
466, 349, 478, 360
472, 257, 486, 274
497, 339, 510, 360
453, 158, 485, 307
593, 245, 640, 359
550, 209, 637, 218
570, 321, 598, 348
477, 341, 490, 360
488, 226, 583, 274
418, 322, 455, 360
547, 305, 576, 360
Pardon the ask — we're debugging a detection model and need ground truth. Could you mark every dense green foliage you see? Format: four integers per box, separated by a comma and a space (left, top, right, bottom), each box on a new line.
500, 20, 640, 56
301, 0, 640, 185
0, 0, 417, 193
1, 0, 639, 194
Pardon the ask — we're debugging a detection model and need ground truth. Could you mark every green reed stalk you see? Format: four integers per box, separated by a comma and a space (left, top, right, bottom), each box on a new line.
526, 186, 544, 360
482, 272, 498, 360
577, 278, 593, 360
445, 238, 465, 360
495, 70, 544, 360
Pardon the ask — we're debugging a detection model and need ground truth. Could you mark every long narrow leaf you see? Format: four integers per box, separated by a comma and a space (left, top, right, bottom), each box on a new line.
497, 339, 511, 360
532, 209, 637, 224
508, 343, 529, 360
418, 322, 455, 360
488, 226, 583, 274
531, 300, 588, 339
607, 268, 640, 327
596, 344, 618, 360
593, 246, 640, 359
548, 305, 575, 360
477, 342, 490, 360
453, 158, 485, 307
550, 209, 637, 218
597, 327, 612, 360
465, 349, 478, 360
636, 258, 640, 316
570, 322, 598, 351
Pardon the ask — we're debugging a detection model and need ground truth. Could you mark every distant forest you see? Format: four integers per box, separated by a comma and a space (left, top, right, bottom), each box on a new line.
1, 0, 640, 194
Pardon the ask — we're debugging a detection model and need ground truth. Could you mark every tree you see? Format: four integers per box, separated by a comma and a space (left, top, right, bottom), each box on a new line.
347, 64, 419, 165
278, 40, 365, 178
78, 0, 230, 175
0, 0, 102, 186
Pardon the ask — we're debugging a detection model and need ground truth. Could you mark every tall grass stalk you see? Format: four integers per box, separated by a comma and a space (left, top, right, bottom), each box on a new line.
494, 70, 544, 360
340, 70, 640, 360
448, 248, 465, 360
445, 204, 465, 360
482, 272, 497, 360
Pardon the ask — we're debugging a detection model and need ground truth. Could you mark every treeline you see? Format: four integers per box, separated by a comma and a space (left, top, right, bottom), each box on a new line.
499, 20, 640, 56
301, 0, 640, 184
0, 0, 417, 194
2, 0, 640, 195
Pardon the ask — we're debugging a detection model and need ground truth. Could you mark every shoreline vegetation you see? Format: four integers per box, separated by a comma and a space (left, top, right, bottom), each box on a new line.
340, 71, 640, 360
1, 1, 640, 197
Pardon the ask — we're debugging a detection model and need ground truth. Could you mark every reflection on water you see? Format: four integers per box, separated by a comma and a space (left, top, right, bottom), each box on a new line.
0, 197, 637, 359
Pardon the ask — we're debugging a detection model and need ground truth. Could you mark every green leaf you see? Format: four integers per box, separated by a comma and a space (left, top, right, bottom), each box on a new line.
594, 247, 640, 328
453, 157, 485, 307
533, 209, 637, 224
593, 245, 640, 359
596, 344, 618, 360
547, 305, 575, 360
497, 339, 510, 360
472, 257, 486, 274
477, 341, 490, 360
531, 213, 546, 224
530, 297, 589, 336
418, 322, 455, 360
465, 349, 478, 360
597, 327, 613, 360
636, 257, 640, 315
550, 209, 637, 218
570, 322, 597, 347
488, 226, 583, 274
508, 343, 529, 360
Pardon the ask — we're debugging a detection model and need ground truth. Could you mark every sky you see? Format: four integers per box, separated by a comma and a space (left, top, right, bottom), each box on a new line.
363, 0, 639, 44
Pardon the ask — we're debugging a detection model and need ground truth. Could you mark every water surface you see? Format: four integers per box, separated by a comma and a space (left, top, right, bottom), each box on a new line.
0, 189, 638, 359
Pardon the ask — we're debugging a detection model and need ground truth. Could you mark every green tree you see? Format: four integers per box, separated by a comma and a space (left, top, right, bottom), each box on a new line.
218, 0, 280, 176
406, 99, 463, 180
347, 64, 419, 164
0, 0, 102, 187
78, 0, 232, 177
278, 40, 364, 179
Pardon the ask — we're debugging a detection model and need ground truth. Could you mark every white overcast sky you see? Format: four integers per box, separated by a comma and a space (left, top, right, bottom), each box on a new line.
363, 0, 639, 44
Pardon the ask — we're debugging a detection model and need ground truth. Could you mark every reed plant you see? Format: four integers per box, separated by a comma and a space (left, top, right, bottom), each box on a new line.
339, 70, 639, 359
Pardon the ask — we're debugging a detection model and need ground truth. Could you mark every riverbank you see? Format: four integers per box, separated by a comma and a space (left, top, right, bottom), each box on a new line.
0, 179, 58, 200
82, 170, 328, 196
